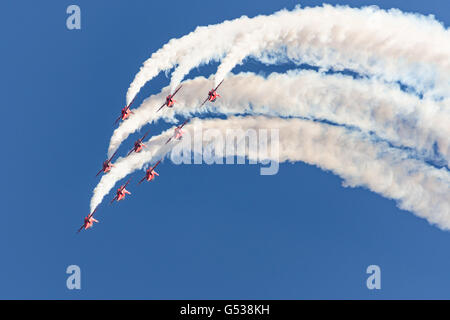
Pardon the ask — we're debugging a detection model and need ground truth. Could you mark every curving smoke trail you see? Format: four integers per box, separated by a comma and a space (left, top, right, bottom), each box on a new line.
90, 4, 450, 231
92, 116, 450, 229
127, 4, 450, 104
110, 71, 450, 165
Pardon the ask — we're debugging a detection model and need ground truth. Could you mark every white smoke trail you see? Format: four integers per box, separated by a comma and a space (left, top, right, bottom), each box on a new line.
111, 71, 450, 165
127, 4, 450, 104
92, 116, 450, 230
92, 4, 450, 231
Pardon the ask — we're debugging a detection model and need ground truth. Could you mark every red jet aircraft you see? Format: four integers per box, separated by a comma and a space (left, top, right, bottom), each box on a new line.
165, 119, 189, 144
115, 98, 135, 125
200, 80, 224, 107
110, 179, 132, 204
157, 85, 183, 112
128, 130, 150, 156
77, 208, 99, 233
96, 151, 118, 176
139, 160, 161, 184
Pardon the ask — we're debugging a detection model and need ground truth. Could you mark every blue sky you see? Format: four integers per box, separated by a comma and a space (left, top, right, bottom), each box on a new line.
1, 0, 450, 299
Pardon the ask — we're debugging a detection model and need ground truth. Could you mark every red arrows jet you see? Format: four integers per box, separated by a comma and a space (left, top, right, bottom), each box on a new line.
200, 80, 223, 107
110, 179, 132, 204
128, 130, 150, 156
139, 160, 161, 184
157, 85, 183, 112
115, 98, 135, 125
77, 208, 99, 233
96, 151, 118, 176
165, 119, 189, 144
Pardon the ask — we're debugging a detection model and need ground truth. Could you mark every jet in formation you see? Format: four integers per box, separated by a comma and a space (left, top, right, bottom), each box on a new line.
96, 151, 118, 176
128, 130, 150, 156
77, 208, 99, 233
200, 80, 223, 107
139, 160, 161, 184
157, 85, 183, 112
110, 179, 132, 204
165, 119, 189, 144
115, 98, 135, 125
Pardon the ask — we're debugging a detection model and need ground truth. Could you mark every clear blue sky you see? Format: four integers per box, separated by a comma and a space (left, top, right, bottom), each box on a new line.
1, 0, 450, 299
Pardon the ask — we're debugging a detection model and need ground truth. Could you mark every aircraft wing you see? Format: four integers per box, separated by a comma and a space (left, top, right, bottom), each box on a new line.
179, 119, 189, 129
89, 207, 98, 218
151, 160, 162, 171
165, 137, 172, 144
156, 103, 166, 112
118, 178, 132, 191
76, 224, 85, 234
200, 96, 209, 108
95, 168, 103, 177
172, 85, 183, 97
108, 151, 118, 163
126, 98, 135, 109
114, 115, 122, 125
138, 176, 146, 184
140, 130, 150, 142
110, 195, 118, 204
214, 79, 224, 91
121, 179, 131, 190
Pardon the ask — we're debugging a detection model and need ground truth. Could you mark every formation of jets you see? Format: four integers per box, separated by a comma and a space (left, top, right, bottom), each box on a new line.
78, 80, 224, 233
